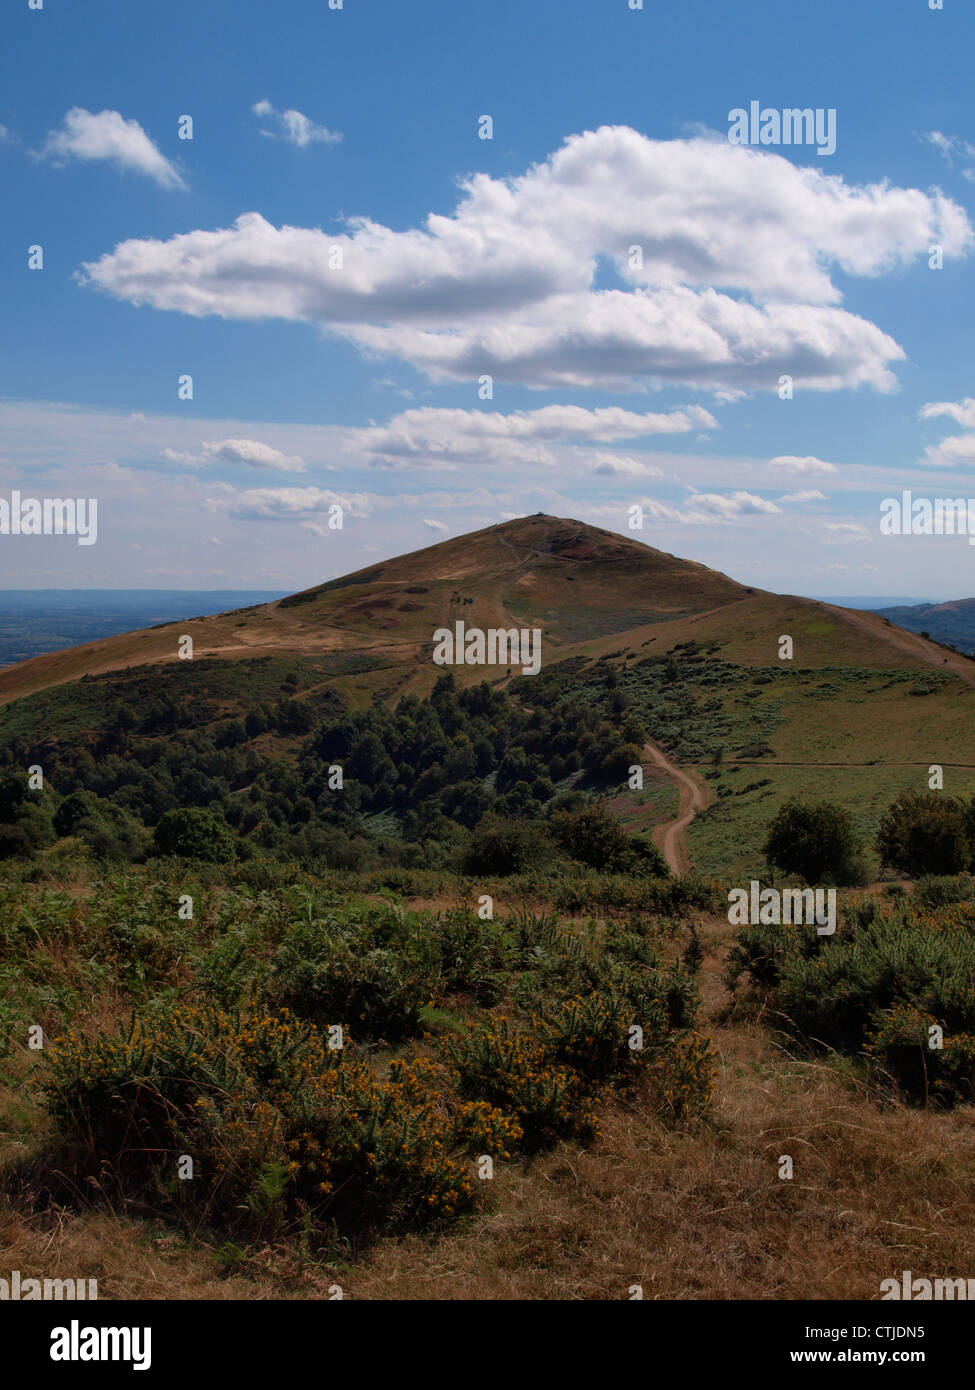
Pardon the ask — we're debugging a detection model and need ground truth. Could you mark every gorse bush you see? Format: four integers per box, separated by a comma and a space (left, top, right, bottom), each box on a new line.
729, 894, 975, 1105
41, 1005, 491, 1235
876, 792, 974, 879
26, 867, 712, 1246
270, 921, 428, 1042
865, 1004, 975, 1108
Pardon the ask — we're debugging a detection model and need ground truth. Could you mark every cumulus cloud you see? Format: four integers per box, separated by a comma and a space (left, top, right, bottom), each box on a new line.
163, 438, 307, 472
919, 396, 975, 466
779, 489, 826, 502
920, 397, 975, 428
353, 403, 717, 469
686, 490, 781, 519
39, 108, 185, 189
252, 99, 342, 147
922, 433, 975, 467
204, 485, 372, 523
78, 126, 970, 394
768, 454, 839, 475
635, 490, 781, 526
590, 453, 664, 477
422, 518, 449, 531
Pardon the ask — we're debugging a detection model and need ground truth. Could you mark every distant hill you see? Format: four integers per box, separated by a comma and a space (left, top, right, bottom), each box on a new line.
874, 598, 975, 655
0, 590, 288, 668
810, 595, 937, 610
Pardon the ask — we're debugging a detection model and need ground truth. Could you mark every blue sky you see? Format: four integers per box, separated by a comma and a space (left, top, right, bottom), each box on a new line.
2, 0, 975, 597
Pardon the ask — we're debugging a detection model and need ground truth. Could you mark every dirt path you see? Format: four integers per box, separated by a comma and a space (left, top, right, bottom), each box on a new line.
643, 741, 709, 875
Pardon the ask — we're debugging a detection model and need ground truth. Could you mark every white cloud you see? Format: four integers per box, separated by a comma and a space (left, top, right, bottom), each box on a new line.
590, 453, 664, 477
353, 403, 717, 469
920, 397, 975, 428
779, 489, 826, 502
252, 99, 341, 147
686, 490, 781, 519
919, 396, 975, 466
768, 454, 839, 475
39, 108, 185, 190
923, 433, 975, 468
824, 521, 870, 541
79, 126, 970, 394
204, 485, 373, 522
163, 438, 307, 472
922, 131, 975, 167
422, 517, 449, 531
633, 489, 781, 526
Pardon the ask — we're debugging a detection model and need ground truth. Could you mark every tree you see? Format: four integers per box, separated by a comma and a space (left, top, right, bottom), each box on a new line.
551, 800, 669, 876
54, 790, 97, 839
0, 774, 27, 823
599, 742, 643, 785
152, 807, 235, 862
764, 800, 862, 885
0, 824, 32, 860
552, 800, 630, 872
461, 817, 539, 875
876, 791, 970, 878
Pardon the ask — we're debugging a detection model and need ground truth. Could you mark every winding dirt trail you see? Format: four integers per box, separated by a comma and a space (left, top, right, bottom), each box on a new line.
643, 741, 710, 876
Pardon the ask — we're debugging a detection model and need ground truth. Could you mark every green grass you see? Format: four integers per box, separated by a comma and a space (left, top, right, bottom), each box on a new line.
687, 764, 975, 879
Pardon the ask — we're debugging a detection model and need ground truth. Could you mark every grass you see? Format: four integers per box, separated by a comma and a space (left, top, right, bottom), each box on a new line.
687, 764, 975, 880
4, 884, 975, 1299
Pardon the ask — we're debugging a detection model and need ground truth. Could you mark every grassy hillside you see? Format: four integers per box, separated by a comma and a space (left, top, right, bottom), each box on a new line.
1, 516, 973, 878
3, 517, 975, 1301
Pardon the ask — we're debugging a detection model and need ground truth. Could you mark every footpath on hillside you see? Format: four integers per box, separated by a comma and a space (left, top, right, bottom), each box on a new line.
642, 741, 710, 875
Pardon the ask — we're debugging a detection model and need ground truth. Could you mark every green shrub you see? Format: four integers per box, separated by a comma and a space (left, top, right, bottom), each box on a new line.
865, 1004, 975, 1107
460, 817, 540, 875
270, 920, 429, 1041
153, 808, 235, 863
764, 799, 863, 885
877, 793, 971, 878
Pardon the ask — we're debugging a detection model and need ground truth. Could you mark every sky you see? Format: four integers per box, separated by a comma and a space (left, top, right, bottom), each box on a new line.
2, 0, 975, 599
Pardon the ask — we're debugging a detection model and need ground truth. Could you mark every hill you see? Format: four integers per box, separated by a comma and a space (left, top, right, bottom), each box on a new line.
0, 515, 750, 706
0, 590, 289, 669
876, 596, 975, 655
1, 514, 973, 877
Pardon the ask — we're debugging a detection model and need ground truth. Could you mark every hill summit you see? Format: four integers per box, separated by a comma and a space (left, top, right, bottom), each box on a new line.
1, 514, 972, 711
0, 515, 752, 704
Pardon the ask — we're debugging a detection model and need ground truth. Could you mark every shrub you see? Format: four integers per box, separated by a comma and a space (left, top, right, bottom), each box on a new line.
599, 742, 644, 785
876, 792, 970, 878
0, 823, 33, 860
551, 800, 668, 876
865, 1005, 975, 1108
763, 799, 862, 885
915, 874, 975, 908
42, 1005, 485, 1238
270, 921, 428, 1042
460, 817, 540, 875
441, 1018, 597, 1150
730, 895, 975, 1107
153, 808, 235, 863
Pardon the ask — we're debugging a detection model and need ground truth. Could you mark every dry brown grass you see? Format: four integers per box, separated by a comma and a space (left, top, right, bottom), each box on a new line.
342, 920, 975, 1300
4, 911, 973, 1301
